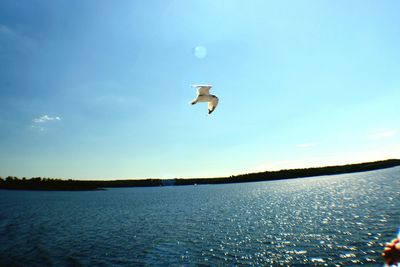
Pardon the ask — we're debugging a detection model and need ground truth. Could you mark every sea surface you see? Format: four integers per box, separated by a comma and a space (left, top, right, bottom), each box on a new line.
1, 167, 400, 266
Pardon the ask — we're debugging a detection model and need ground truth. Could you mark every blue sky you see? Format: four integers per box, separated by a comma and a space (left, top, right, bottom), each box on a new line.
1, 0, 399, 179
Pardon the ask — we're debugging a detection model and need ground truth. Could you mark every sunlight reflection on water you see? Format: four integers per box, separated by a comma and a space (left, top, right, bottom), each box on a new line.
0, 167, 399, 266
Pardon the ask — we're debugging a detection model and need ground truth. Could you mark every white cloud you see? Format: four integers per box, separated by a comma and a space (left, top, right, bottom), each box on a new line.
297, 142, 319, 148
33, 115, 61, 123
31, 125, 45, 132
0, 24, 37, 55
0, 24, 12, 35
368, 131, 396, 140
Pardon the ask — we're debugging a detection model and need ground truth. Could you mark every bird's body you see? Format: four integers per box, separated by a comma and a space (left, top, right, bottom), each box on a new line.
191, 85, 219, 114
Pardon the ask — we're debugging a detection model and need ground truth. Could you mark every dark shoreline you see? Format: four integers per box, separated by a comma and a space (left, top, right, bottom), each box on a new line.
1, 159, 399, 191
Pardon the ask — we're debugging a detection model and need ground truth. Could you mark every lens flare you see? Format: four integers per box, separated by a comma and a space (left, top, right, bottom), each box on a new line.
193, 45, 207, 59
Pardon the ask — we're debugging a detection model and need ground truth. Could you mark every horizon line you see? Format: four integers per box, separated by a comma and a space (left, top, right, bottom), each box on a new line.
2, 158, 399, 182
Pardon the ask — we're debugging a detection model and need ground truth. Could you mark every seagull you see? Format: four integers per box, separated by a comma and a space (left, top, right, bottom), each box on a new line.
191, 85, 219, 114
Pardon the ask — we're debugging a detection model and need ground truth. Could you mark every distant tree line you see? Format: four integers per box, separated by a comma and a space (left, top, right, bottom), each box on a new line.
1, 159, 399, 190
174, 159, 400, 185
0, 176, 101, 190
0, 176, 163, 191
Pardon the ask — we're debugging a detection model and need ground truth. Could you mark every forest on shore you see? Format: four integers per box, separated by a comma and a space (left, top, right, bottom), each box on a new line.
1, 159, 399, 191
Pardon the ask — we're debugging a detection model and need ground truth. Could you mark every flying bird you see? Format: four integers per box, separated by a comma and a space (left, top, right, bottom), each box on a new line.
191, 85, 219, 114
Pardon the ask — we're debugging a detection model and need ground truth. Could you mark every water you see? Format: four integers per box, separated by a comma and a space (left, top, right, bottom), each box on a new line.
1, 167, 399, 266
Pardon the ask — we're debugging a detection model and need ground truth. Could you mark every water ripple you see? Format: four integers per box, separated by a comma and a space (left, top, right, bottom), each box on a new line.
0, 167, 399, 266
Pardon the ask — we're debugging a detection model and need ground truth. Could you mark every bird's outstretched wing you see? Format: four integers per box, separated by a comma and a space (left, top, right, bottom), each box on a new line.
208, 96, 219, 114
193, 85, 212, 96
